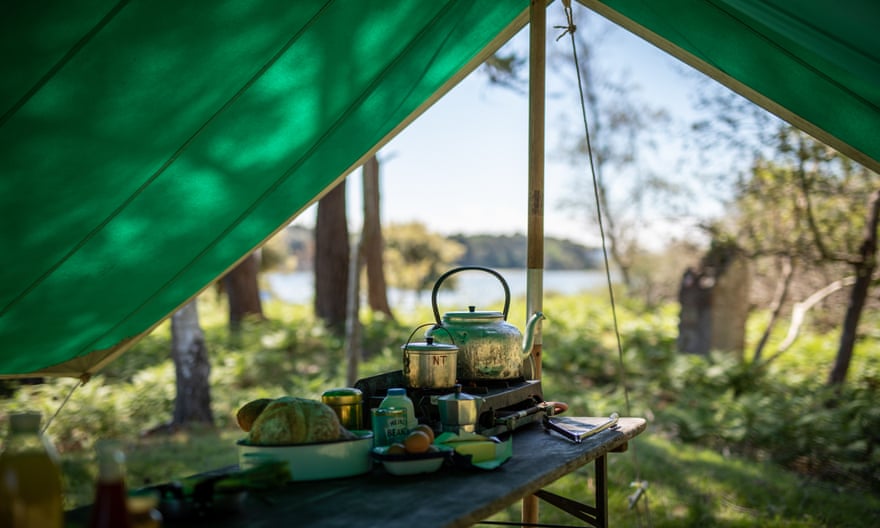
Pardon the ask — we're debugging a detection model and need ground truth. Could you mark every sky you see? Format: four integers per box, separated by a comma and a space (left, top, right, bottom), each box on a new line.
292, 4, 727, 249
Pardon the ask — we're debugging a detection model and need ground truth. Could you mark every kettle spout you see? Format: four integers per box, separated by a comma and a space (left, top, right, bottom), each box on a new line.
521, 311, 545, 358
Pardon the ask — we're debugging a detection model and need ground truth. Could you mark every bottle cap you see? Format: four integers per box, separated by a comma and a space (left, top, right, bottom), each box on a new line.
387, 388, 406, 397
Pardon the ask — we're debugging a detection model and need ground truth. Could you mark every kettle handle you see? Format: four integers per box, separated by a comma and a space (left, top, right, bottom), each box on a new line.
431, 266, 511, 324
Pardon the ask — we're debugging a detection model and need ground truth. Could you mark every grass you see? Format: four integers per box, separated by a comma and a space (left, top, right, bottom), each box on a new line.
59, 427, 242, 509
4, 291, 879, 527
487, 433, 880, 527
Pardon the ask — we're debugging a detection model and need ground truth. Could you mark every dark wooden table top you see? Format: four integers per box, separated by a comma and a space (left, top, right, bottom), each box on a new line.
69, 417, 647, 528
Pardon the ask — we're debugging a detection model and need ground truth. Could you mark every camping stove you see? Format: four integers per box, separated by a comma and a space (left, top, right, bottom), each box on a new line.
354, 371, 550, 437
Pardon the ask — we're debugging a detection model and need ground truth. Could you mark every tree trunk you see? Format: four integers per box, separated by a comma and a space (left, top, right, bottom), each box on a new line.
677, 243, 749, 356
314, 182, 349, 333
828, 189, 880, 386
361, 155, 394, 320
222, 251, 264, 332
344, 239, 363, 386
170, 299, 213, 426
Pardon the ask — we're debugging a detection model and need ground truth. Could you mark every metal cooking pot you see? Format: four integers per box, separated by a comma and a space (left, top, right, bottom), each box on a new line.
426, 266, 544, 381
402, 324, 458, 389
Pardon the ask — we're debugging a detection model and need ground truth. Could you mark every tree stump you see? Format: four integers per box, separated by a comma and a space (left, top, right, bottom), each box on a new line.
677, 267, 713, 355
710, 255, 749, 356
677, 246, 750, 357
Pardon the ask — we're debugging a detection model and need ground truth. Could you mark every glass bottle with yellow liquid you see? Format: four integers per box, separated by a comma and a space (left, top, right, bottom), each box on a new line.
0, 412, 64, 528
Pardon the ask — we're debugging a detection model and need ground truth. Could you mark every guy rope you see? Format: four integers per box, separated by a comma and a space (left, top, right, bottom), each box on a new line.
555, 1, 652, 525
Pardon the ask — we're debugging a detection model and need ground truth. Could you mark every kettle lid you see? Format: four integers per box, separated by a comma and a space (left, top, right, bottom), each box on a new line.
443, 305, 503, 323
403, 336, 459, 352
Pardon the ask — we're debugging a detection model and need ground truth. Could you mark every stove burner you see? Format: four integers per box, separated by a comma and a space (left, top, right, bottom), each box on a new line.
458, 377, 529, 394
354, 371, 547, 436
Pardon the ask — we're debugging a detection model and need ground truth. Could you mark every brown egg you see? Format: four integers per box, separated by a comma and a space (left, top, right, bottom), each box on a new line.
387, 443, 407, 455
403, 430, 431, 454
414, 424, 435, 443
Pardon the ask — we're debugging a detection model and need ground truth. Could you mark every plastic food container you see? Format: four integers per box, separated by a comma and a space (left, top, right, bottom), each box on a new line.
237, 430, 373, 481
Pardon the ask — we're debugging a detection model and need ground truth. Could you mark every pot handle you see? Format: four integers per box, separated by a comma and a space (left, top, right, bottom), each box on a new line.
431, 266, 511, 324
404, 322, 456, 350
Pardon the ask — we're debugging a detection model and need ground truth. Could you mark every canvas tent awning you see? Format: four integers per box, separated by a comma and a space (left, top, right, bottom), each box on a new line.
580, 0, 880, 175
2, 0, 878, 378
0, 0, 532, 377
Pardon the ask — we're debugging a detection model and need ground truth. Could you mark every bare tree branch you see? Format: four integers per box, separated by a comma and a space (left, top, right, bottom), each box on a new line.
759, 275, 857, 367
752, 256, 795, 362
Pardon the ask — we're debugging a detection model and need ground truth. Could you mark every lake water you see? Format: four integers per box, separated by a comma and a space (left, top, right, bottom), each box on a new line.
265, 268, 612, 310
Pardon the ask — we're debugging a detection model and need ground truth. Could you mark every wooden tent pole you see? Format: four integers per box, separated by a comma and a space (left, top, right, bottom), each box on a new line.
523, 0, 546, 525
526, 0, 546, 379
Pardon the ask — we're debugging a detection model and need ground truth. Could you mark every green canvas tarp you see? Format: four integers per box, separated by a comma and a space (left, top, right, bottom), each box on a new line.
2, 0, 878, 378
582, 0, 880, 175
0, 0, 532, 377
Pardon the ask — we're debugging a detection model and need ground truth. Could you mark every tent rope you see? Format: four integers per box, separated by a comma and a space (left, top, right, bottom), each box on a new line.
41, 375, 88, 435
554, 1, 652, 525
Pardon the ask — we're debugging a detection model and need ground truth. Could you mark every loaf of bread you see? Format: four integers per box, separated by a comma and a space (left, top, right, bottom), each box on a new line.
246, 397, 348, 445
236, 398, 273, 432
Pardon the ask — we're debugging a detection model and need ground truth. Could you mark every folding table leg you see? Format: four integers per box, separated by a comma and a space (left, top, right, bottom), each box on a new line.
531, 453, 609, 528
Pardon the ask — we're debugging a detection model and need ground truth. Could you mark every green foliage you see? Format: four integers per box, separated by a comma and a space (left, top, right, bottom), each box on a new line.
728, 127, 879, 282
275, 226, 602, 278
625, 240, 705, 306
449, 232, 600, 270
652, 352, 880, 491
383, 222, 466, 293
2, 291, 878, 526
534, 291, 880, 505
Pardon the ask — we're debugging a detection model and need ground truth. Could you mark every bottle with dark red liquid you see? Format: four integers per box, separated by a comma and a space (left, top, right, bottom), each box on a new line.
89, 440, 133, 528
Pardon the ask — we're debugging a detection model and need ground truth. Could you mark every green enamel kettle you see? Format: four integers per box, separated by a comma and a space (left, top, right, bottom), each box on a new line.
426, 266, 544, 381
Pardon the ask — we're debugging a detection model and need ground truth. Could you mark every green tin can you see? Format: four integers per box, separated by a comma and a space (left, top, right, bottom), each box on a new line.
371, 407, 407, 447
321, 387, 364, 430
